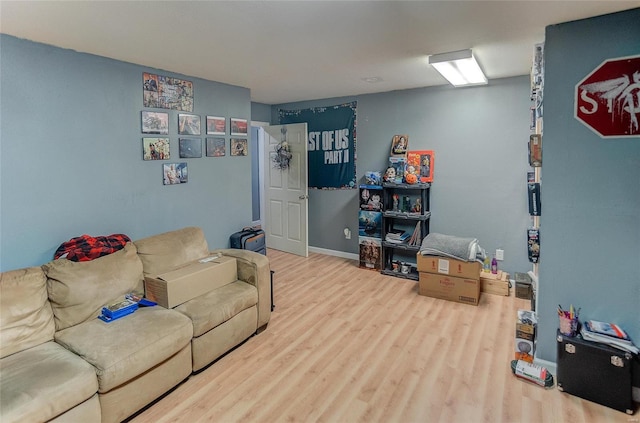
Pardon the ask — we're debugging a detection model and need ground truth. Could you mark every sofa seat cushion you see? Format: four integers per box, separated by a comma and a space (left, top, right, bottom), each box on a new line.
0, 341, 98, 423
174, 280, 258, 337
54, 307, 192, 393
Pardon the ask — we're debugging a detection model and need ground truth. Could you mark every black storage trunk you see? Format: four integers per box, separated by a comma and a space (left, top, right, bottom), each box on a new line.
557, 330, 636, 414
230, 228, 266, 255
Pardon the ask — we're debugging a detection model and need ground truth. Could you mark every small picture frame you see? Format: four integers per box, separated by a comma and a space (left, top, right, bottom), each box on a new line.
530, 106, 537, 131
206, 137, 226, 157
143, 73, 160, 107
142, 137, 170, 161
230, 118, 248, 136
179, 138, 202, 158
141, 111, 169, 134
163, 162, 188, 185
529, 134, 542, 167
206, 116, 226, 135
178, 113, 201, 135
390, 134, 409, 157
230, 138, 248, 156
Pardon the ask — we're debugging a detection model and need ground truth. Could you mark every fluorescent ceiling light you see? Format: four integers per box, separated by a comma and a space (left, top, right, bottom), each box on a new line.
428, 49, 488, 87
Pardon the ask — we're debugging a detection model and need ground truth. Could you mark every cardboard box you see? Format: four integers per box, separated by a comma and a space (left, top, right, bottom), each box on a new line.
480, 270, 510, 296
416, 254, 481, 280
515, 309, 537, 363
418, 272, 480, 306
144, 255, 237, 308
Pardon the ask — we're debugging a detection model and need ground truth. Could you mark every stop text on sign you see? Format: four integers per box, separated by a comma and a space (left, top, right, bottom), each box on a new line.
574, 55, 640, 138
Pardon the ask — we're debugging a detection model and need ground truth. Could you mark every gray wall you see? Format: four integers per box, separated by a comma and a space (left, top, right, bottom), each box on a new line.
537, 8, 640, 362
0, 35, 252, 271
251, 102, 271, 123
274, 76, 532, 275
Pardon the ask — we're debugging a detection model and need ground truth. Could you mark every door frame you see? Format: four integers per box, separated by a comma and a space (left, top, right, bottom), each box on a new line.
251, 121, 269, 229
261, 123, 309, 256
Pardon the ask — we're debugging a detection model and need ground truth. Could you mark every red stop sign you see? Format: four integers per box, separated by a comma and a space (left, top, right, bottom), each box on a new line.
575, 55, 640, 138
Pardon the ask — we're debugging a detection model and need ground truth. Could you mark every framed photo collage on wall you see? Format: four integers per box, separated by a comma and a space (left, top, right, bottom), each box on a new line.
141, 72, 249, 185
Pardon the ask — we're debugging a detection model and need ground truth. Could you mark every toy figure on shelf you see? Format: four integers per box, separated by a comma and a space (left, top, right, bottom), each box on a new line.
393, 136, 407, 154
405, 172, 418, 184
360, 188, 370, 207
383, 167, 396, 182
392, 194, 399, 211
390, 134, 409, 157
368, 193, 382, 211
365, 171, 382, 186
413, 198, 422, 213
403, 196, 411, 212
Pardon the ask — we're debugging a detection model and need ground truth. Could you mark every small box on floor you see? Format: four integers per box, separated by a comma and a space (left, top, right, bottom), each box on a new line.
416, 254, 481, 280
515, 309, 537, 363
418, 272, 480, 306
144, 255, 237, 308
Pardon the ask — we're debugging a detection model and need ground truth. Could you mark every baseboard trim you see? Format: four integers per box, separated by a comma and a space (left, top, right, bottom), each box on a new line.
309, 246, 358, 261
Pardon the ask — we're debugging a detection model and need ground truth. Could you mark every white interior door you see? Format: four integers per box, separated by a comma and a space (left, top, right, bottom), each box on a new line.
263, 123, 308, 257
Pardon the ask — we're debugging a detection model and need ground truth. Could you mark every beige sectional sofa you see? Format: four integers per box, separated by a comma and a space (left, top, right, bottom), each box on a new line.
0, 227, 271, 423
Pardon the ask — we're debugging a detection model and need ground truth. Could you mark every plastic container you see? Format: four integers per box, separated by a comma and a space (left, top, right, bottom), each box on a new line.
559, 315, 579, 337
101, 299, 138, 320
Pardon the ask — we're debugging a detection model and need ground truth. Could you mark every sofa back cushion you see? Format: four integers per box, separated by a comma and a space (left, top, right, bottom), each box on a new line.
134, 226, 209, 276
43, 242, 144, 331
0, 266, 55, 358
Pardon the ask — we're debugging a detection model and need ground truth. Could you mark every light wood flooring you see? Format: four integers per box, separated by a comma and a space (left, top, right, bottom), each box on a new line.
130, 249, 635, 423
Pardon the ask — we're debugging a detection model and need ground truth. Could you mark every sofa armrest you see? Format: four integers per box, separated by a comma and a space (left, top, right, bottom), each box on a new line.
210, 249, 271, 328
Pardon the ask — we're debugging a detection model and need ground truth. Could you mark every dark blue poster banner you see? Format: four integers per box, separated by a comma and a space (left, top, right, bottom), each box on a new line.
279, 102, 357, 189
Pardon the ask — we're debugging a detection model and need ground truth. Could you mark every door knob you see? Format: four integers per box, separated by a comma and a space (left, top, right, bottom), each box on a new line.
299, 194, 309, 200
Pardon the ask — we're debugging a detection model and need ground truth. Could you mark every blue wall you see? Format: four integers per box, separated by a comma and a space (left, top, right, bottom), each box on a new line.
251, 102, 271, 123
274, 76, 533, 275
7, 9, 636, 364
0, 35, 252, 271
538, 8, 640, 361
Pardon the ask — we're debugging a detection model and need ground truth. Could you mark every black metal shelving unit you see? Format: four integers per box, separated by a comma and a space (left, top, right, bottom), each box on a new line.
380, 182, 431, 280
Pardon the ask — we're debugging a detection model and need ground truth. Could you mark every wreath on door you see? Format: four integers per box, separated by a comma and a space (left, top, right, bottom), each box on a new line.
273, 126, 292, 170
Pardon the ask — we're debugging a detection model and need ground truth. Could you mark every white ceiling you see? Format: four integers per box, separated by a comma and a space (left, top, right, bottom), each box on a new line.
2, 1, 639, 104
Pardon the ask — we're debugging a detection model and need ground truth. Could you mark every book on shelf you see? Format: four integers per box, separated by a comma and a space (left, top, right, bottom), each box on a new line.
385, 230, 411, 243
407, 222, 421, 246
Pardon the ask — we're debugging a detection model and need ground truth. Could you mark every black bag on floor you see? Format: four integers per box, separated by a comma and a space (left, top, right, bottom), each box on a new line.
230, 227, 266, 255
